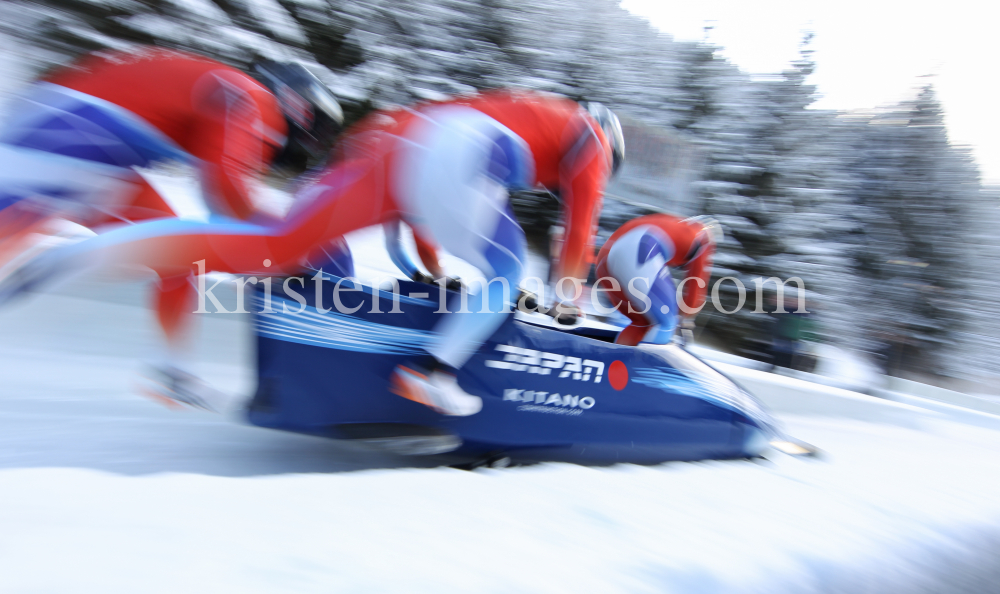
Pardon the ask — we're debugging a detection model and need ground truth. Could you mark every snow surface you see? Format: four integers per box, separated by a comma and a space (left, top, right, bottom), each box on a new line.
3, 425, 1000, 594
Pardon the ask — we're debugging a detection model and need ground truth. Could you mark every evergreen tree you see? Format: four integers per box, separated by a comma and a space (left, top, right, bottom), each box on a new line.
690, 36, 858, 350
843, 86, 979, 374
946, 186, 1000, 382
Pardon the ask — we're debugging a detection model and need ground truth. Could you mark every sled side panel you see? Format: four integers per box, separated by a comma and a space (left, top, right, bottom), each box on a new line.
247, 278, 766, 462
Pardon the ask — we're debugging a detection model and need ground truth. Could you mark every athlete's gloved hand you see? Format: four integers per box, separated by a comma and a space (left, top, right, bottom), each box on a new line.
411, 270, 434, 285
412, 270, 463, 292
551, 301, 584, 326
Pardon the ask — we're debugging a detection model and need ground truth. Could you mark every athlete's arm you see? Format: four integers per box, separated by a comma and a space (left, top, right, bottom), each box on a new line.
384, 221, 444, 280
554, 116, 609, 283
384, 220, 421, 279
187, 75, 285, 221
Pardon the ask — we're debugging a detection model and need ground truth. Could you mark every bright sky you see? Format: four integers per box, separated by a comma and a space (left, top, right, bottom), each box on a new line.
620, 0, 1000, 184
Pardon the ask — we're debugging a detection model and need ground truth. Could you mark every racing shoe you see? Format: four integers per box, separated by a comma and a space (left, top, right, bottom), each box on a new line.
141, 366, 226, 412
390, 365, 483, 416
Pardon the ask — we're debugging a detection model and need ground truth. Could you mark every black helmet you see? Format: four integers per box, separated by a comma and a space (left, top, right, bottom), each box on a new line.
252, 59, 344, 171
582, 102, 625, 178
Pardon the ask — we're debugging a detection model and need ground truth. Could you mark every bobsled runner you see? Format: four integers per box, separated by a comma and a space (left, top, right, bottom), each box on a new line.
244, 272, 792, 465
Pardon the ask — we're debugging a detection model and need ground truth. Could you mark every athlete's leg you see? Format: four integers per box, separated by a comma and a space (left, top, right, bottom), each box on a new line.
389, 106, 533, 415
140, 271, 226, 411
0, 81, 182, 274
390, 209, 524, 416
593, 269, 654, 346
616, 310, 655, 346
131, 174, 228, 362
429, 206, 525, 368
10, 156, 396, 284
0, 172, 177, 283
155, 272, 197, 353
0, 146, 143, 295
115, 158, 394, 409
395, 106, 532, 366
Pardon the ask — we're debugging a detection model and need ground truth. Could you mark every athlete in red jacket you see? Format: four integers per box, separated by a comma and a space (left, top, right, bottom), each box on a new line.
595, 214, 720, 346
0, 47, 343, 404
14, 90, 624, 414
1, 48, 292, 227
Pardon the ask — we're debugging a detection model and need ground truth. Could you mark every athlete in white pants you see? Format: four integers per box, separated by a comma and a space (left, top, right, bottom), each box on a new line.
390, 106, 533, 415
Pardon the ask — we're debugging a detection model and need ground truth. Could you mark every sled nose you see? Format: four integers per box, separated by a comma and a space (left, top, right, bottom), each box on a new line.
744, 425, 772, 457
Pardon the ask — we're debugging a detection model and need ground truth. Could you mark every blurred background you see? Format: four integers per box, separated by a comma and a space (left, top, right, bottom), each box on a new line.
0, 0, 996, 394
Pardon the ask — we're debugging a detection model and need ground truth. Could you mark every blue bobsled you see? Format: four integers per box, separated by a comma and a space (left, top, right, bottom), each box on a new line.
246, 275, 778, 464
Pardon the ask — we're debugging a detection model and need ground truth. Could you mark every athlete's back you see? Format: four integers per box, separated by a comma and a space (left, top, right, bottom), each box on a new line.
45, 48, 285, 219
46, 48, 283, 152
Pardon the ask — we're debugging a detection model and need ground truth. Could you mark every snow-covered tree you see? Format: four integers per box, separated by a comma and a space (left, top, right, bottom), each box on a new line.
688, 36, 858, 351
839, 86, 980, 375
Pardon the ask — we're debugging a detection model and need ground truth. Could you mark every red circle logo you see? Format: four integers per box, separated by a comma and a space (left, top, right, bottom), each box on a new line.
608, 360, 629, 391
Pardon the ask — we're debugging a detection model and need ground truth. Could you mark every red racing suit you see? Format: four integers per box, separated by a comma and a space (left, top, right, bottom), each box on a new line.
595, 214, 715, 345
460, 91, 610, 282
46, 47, 287, 222
40, 47, 286, 346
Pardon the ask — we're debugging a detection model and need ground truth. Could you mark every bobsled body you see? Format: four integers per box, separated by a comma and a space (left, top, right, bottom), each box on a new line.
247, 276, 776, 464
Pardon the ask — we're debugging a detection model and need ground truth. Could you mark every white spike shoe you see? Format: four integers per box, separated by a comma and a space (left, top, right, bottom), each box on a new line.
391, 366, 483, 416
